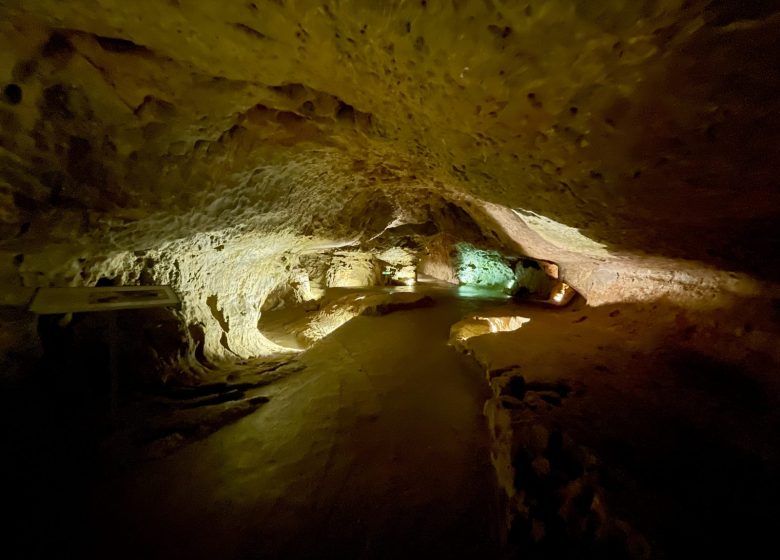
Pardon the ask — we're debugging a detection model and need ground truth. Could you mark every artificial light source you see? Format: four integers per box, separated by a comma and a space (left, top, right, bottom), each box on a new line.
403, 278, 416, 286
548, 282, 576, 306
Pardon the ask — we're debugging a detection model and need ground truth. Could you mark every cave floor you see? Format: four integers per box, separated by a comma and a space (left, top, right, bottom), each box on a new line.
11, 285, 778, 559
88, 286, 508, 559
464, 296, 780, 557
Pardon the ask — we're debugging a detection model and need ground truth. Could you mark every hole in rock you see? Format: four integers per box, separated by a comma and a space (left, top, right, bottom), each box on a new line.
3, 83, 22, 104
95, 35, 152, 54
41, 32, 74, 58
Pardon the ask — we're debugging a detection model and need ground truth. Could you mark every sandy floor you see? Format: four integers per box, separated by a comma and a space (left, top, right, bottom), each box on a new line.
87, 286, 508, 559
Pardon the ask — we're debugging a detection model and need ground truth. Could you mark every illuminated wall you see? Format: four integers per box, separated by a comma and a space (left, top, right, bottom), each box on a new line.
455, 243, 515, 289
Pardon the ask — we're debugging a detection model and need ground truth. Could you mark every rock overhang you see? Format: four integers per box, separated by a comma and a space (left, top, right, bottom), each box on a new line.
1, 1, 778, 366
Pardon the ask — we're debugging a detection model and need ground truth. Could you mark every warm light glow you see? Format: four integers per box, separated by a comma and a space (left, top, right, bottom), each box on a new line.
512, 209, 609, 256
548, 282, 575, 305
450, 315, 531, 348
403, 278, 416, 286
327, 251, 379, 287
301, 307, 358, 342
478, 315, 532, 334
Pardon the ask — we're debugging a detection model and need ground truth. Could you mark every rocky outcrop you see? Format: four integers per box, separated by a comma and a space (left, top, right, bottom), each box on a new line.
1, 1, 778, 376
300, 291, 434, 346
2, 1, 778, 269
450, 314, 531, 352
326, 251, 382, 288
485, 368, 650, 559
452, 297, 780, 557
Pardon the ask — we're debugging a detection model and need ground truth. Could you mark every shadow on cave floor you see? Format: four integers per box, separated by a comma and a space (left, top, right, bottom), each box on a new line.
463, 296, 780, 558
5, 286, 779, 559
0, 344, 303, 559
5, 286, 508, 560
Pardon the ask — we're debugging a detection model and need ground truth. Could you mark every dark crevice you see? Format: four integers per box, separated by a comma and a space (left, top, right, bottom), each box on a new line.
232, 22, 267, 40
41, 32, 74, 58
206, 295, 230, 333
706, 0, 780, 25
95, 35, 153, 55
3, 83, 22, 105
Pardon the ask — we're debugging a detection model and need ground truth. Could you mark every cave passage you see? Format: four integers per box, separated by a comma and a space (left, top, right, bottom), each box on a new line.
88, 286, 506, 559
2, 2, 779, 558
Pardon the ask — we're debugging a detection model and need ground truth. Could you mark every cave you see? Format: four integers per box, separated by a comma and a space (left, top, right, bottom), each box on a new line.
1, 2, 778, 559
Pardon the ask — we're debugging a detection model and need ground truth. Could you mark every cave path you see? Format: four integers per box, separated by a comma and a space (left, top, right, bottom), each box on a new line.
94, 288, 505, 559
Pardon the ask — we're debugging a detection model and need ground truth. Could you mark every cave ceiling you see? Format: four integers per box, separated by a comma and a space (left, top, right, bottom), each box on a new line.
1, 0, 778, 278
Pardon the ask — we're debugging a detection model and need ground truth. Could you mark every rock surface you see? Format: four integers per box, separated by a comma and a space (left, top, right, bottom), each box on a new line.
1, 1, 778, 369
455, 296, 780, 558
281, 289, 435, 347
2, 5, 779, 556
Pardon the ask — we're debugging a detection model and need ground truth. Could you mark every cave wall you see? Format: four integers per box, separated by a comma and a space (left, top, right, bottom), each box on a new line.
2, 0, 777, 270
1, 1, 779, 371
418, 234, 459, 284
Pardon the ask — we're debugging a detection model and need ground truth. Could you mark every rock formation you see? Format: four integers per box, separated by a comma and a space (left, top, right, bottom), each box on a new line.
1, 2, 779, 557
2, 1, 779, 374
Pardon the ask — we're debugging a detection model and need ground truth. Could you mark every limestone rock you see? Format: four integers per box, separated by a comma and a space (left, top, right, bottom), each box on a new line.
0, 1, 778, 369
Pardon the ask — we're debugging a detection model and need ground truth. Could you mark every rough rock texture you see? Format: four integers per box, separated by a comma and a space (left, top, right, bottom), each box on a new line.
1, 1, 779, 368
456, 243, 515, 288
418, 234, 459, 284
294, 290, 434, 346
450, 313, 531, 351
459, 297, 780, 557
327, 250, 382, 287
